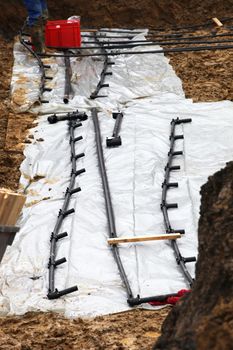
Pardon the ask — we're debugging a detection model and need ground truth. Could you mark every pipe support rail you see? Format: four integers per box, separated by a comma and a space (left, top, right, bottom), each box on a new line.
47, 111, 87, 299
90, 33, 113, 99
19, 23, 52, 104
161, 118, 196, 287
39, 43, 233, 58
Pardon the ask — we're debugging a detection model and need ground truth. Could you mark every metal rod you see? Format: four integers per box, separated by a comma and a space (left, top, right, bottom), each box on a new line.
39, 43, 233, 58
82, 28, 144, 34
81, 34, 135, 39
47, 35, 233, 51
79, 32, 233, 46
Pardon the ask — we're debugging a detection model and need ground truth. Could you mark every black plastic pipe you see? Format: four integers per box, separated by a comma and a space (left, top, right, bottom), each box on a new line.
47, 111, 87, 299
161, 117, 195, 286
106, 112, 123, 147
19, 29, 48, 103
90, 33, 113, 99
39, 43, 233, 58
64, 52, 73, 104
92, 108, 133, 299
92, 108, 191, 306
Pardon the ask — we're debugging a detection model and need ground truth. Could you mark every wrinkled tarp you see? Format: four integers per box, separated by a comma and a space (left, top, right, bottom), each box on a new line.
1, 30, 232, 317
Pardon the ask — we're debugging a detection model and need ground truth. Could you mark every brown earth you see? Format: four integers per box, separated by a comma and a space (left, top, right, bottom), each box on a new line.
1, 0, 233, 38
0, 36, 36, 190
0, 308, 171, 350
153, 161, 233, 350
0, 1, 233, 349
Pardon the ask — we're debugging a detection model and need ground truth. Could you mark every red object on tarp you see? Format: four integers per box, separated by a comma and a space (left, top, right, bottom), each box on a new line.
149, 289, 191, 306
45, 19, 81, 48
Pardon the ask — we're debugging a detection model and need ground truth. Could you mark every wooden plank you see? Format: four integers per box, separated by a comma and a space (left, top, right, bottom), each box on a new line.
108, 233, 181, 245
212, 17, 223, 27
0, 189, 26, 226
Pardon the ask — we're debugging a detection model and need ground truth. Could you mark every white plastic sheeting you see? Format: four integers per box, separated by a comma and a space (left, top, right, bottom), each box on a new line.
1, 31, 233, 317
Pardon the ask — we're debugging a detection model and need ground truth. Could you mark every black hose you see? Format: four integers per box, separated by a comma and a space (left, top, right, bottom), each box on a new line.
39, 43, 233, 58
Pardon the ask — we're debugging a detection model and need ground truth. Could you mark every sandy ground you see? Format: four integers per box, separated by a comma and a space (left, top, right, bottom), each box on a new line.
1, 22, 233, 349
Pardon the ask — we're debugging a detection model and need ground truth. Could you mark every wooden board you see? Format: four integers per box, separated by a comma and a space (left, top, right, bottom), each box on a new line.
212, 17, 223, 27
0, 190, 26, 226
108, 233, 181, 245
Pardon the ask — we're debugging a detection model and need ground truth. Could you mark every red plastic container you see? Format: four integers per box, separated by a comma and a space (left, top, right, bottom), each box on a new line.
45, 19, 81, 48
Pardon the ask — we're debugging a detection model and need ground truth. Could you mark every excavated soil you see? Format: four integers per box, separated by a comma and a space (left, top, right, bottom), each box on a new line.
0, 36, 35, 190
154, 162, 233, 350
0, 308, 171, 350
2, 0, 233, 38
0, 1, 233, 349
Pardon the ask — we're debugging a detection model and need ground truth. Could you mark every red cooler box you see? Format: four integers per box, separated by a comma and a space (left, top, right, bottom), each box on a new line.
45, 19, 81, 48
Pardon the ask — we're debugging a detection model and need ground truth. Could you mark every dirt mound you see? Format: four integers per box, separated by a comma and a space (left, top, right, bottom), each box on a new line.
1, 0, 233, 38
153, 161, 233, 350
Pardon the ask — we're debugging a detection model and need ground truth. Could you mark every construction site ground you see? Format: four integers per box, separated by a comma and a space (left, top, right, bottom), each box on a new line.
0, 15, 233, 350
